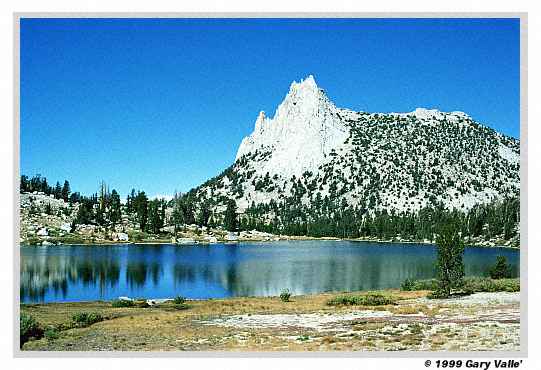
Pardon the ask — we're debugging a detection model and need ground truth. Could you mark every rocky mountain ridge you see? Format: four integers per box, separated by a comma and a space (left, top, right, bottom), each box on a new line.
190, 75, 520, 216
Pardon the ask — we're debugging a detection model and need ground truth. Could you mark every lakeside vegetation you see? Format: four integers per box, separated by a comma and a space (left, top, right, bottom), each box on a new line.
20, 276, 519, 351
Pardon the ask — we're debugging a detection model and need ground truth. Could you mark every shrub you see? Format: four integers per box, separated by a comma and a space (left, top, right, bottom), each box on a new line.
463, 277, 519, 293
54, 235, 87, 244
401, 278, 439, 291
361, 293, 396, 306
426, 289, 450, 299
24, 237, 41, 246
327, 295, 360, 306
20, 313, 43, 347
400, 278, 415, 291
327, 293, 396, 306
111, 299, 136, 308
44, 327, 60, 341
134, 300, 150, 308
489, 255, 512, 279
426, 277, 519, 298
279, 289, 291, 302
71, 312, 103, 327
414, 279, 439, 291
127, 231, 145, 242
173, 296, 186, 305
173, 303, 190, 310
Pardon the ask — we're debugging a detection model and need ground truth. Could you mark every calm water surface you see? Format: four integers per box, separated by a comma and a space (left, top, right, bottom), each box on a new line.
20, 241, 519, 303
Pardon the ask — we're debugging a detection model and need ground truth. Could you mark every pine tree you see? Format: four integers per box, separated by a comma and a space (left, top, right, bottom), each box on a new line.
180, 199, 195, 225
133, 191, 148, 231
44, 203, 53, 215
198, 201, 211, 227
172, 205, 183, 233
434, 222, 465, 298
69, 192, 81, 204
40, 177, 49, 194
109, 189, 122, 227
489, 255, 511, 279
30, 174, 42, 192
61, 180, 70, 202
20, 175, 29, 193
160, 200, 166, 228
98, 181, 110, 213
75, 198, 94, 225
223, 199, 238, 232
54, 181, 62, 199
126, 189, 136, 214
148, 199, 164, 234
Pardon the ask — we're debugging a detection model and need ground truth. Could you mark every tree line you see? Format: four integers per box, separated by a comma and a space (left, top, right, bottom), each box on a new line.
239, 195, 519, 243
21, 173, 520, 242
21, 175, 167, 234
20, 174, 73, 202
76, 185, 167, 234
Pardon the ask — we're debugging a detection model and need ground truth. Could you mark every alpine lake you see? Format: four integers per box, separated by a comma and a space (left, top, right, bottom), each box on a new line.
20, 240, 519, 303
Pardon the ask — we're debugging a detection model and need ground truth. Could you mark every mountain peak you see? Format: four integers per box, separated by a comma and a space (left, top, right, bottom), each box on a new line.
278, 75, 333, 118
235, 75, 347, 175
289, 74, 318, 92
198, 77, 519, 218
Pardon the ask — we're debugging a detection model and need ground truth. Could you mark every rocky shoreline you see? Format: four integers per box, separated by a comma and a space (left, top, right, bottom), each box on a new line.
20, 236, 519, 250
19, 192, 519, 249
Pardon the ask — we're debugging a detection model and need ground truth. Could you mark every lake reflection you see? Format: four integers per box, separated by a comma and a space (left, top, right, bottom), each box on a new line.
20, 241, 519, 303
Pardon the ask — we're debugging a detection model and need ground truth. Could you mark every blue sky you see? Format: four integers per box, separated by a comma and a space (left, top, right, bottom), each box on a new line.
20, 18, 520, 198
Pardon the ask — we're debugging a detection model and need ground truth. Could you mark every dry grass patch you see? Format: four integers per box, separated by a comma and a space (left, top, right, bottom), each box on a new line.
391, 303, 440, 317
399, 334, 423, 346
20, 288, 518, 351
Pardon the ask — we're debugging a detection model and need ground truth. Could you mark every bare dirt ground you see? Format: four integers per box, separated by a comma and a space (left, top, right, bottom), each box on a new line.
21, 290, 519, 352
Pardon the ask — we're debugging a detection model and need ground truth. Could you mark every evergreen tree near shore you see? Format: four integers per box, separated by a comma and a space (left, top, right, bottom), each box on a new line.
133, 191, 149, 232
224, 199, 238, 232
489, 255, 512, 279
108, 189, 122, 228
148, 198, 165, 234
433, 222, 465, 298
